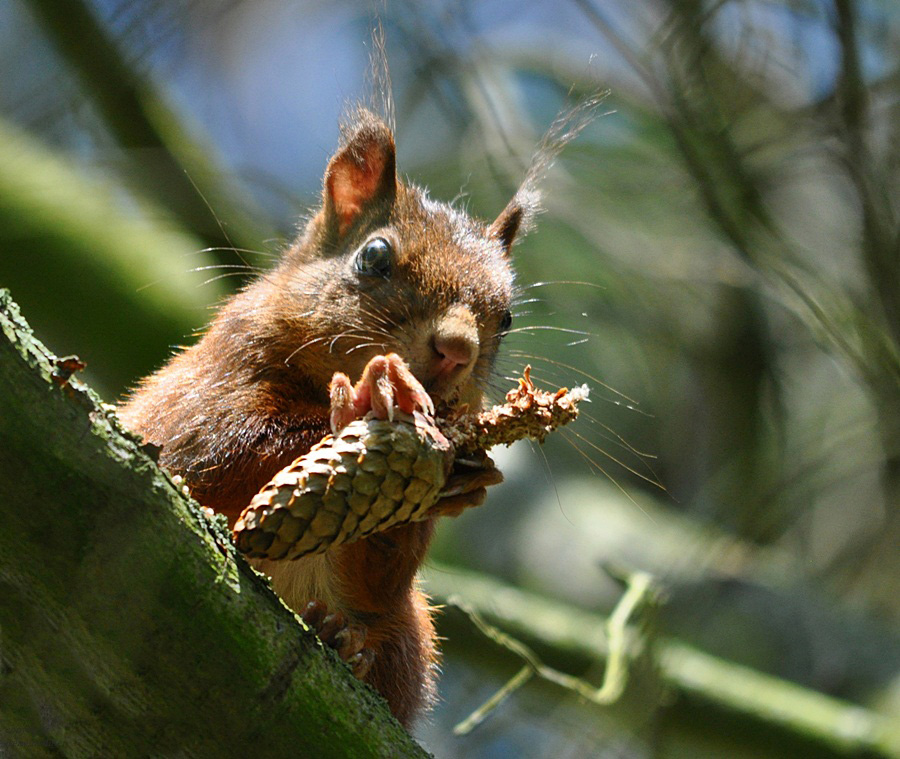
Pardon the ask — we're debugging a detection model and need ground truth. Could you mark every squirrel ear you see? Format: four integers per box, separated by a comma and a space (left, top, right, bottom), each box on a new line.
323, 114, 397, 238
490, 186, 540, 256
489, 199, 525, 256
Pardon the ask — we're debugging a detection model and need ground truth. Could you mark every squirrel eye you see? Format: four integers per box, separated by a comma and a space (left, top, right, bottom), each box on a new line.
499, 310, 513, 335
355, 237, 393, 278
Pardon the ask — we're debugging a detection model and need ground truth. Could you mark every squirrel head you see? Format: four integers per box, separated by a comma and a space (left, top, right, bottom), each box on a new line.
264, 108, 531, 410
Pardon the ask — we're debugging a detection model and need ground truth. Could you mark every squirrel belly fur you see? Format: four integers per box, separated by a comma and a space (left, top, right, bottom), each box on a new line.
118, 107, 533, 727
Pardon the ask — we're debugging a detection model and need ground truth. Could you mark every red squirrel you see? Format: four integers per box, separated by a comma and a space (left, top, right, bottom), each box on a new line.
118, 107, 530, 726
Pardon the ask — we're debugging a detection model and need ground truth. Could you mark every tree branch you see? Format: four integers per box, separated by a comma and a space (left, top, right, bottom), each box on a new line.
0, 290, 429, 758
423, 562, 900, 759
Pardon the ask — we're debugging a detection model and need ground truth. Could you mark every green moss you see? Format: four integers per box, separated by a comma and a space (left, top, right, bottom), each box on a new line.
0, 289, 430, 758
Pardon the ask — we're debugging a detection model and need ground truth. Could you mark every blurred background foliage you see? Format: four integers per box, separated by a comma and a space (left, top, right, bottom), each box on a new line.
1, 0, 899, 756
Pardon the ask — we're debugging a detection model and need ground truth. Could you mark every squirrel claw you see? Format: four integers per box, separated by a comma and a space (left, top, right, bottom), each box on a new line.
347, 649, 376, 679
301, 600, 372, 679
439, 452, 503, 497
432, 452, 502, 517
384, 354, 434, 417
330, 354, 434, 433
329, 373, 357, 434
432, 487, 488, 518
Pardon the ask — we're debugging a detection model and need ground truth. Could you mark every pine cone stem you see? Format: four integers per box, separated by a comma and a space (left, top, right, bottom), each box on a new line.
442, 366, 589, 453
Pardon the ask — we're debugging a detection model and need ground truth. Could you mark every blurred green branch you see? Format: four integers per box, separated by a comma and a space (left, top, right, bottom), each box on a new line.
833, 0, 900, 353
0, 118, 226, 393
450, 570, 660, 735
423, 562, 900, 759
22, 0, 271, 263
568, 0, 900, 613
826, 0, 900, 611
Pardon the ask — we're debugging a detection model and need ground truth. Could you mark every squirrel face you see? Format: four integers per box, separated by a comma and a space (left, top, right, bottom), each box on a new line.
267, 109, 524, 410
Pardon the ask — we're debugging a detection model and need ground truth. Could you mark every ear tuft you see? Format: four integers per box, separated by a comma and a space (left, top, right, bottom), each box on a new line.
490, 202, 523, 253
489, 188, 540, 256
324, 110, 396, 238
489, 90, 606, 256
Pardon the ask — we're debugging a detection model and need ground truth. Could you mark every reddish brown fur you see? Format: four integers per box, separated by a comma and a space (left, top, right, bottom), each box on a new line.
118, 108, 521, 727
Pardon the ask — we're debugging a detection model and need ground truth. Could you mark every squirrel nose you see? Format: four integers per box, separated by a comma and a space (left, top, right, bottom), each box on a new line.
430, 305, 479, 381
432, 334, 477, 376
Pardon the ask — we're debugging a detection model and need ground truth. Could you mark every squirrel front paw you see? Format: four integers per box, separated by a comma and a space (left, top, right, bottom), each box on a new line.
300, 600, 374, 679
431, 451, 504, 518
329, 353, 434, 434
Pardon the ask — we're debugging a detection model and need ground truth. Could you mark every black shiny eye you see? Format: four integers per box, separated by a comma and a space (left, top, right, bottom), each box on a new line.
499, 310, 513, 335
355, 237, 393, 278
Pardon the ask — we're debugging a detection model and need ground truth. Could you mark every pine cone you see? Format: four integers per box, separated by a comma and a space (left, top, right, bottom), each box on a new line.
233, 368, 588, 560
234, 412, 453, 560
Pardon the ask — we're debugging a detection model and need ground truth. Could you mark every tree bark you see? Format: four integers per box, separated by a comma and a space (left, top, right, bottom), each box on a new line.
0, 289, 429, 758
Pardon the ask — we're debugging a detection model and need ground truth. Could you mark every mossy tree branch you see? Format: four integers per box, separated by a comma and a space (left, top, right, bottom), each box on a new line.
0, 290, 429, 759
422, 562, 900, 759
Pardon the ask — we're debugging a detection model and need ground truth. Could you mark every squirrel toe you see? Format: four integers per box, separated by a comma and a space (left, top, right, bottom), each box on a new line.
350, 353, 435, 423
301, 600, 372, 678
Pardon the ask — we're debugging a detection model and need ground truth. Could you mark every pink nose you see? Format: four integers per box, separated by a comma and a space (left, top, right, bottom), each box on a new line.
432, 335, 476, 376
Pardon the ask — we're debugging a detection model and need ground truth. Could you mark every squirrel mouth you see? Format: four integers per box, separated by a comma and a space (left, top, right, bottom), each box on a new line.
423, 352, 476, 398
423, 376, 454, 400
423, 372, 482, 411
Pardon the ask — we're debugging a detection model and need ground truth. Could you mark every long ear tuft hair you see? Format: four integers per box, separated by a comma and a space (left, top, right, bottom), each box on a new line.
491, 89, 610, 253
520, 89, 611, 230
363, 21, 396, 133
